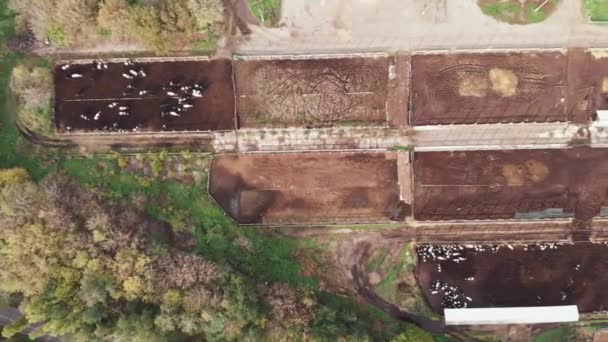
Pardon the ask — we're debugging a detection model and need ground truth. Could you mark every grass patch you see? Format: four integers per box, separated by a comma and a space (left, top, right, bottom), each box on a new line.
375, 266, 402, 302
248, 0, 282, 26
255, 111, 272, 125
389, 145, 412, 151
533, 327, 575, 342
365, 248, 389, 273
480, 0, 559, 24
585, 0, 608, 21
433, 335, 459, 342
525, 3, 548, 23
480, 2, 520, 19
373, 244, 416, 303
193, 31, 221, 52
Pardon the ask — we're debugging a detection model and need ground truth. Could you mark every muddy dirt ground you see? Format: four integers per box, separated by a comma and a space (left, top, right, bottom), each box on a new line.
54, 59, 235, 133
416, 243, 608, 313
387, 54, 410, 128
234, 57, 390, 128
413, 147, 608, 221
411, 52, 567, 125
209, 152, 406, 224
567, 49, 608, 124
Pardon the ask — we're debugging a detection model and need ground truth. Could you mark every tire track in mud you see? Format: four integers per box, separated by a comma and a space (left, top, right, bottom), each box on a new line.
349, 241, 446, 333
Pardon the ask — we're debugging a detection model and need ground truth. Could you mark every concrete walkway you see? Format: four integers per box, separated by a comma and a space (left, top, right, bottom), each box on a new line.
211, 123, 584, 153
64, 122, 592, 153
412, 122, 583, 151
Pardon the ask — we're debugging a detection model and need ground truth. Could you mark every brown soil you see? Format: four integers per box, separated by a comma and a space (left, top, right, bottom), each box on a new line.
209, 152, 406, 224
54, 59, 235, 133
411, 51, 567, 125
413, 147, 608, 221
567, 49, 608, 124
234, 57, 390, 128
415, 243, 608, 313
387, 54, 410, 127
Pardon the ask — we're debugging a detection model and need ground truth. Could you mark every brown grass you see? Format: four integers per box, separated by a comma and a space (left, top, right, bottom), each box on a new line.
602, 77, 608, 93
501, 160, 549, 186
490, 68, 518, 97
458, 77, 489, 97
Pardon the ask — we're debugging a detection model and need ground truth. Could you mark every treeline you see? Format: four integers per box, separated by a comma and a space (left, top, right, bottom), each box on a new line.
0, 168, 314, 340
7, 0, 225, 52
0, 168, 417, 341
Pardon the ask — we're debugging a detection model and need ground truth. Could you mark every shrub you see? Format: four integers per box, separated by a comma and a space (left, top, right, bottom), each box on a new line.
157, 0, 197, 48
9, 0, 226, 51
186, 0, 225, 31
390, 324, 433, 342
129, 5, 165, 51
8, 0, 55, 41
0, 168, 30, 187
54, 0, 98, 43
9, 64, 53, 134
97, 0, 134, 41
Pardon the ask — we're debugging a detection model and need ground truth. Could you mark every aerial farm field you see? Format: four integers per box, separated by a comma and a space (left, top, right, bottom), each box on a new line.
235, 56, 392, 128
54, 58, 235, 133
411, 51, 567, 125
567, 48, 608, 123
416, 243, 608, 313
413, 147, 608, 221
209, 152, 406, 224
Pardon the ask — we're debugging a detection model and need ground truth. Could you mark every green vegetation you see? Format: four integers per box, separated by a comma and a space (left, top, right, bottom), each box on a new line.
9, 62, 53, 135
390, 323, 434, 342
525, 3, 549, 23
432, 335, 459, 342
0, 6, 47, 179
0, 168, 269, 340
479, 0, 560, 24
248, 0, 282, 26
0, 152, 410, 340
480, 1, 520, 20
367, 244, 438, 321
8, 0, 226, 52
366, 248, 389, 272
585, 0, 608, 22
533, 326, 576, 342
255, 111, 272, 125
374, 246, 415, 303
389, 145, 412, 151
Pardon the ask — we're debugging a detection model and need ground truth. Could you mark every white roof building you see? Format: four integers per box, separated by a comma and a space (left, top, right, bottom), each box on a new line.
444, 306, 579, 326
594, 110, 608, 126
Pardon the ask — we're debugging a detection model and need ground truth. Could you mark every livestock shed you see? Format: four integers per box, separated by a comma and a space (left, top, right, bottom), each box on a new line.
445, 306, 579, 325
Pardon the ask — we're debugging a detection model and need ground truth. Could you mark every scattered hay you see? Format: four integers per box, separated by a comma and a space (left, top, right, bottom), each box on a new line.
525, 160, 549, 183
591, 49, 608, 59
502, 160, 549, 186
502, 165, 526, 186
458, 77, 489, 97
490, 68, 518, 97
602, 77, 608, 93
